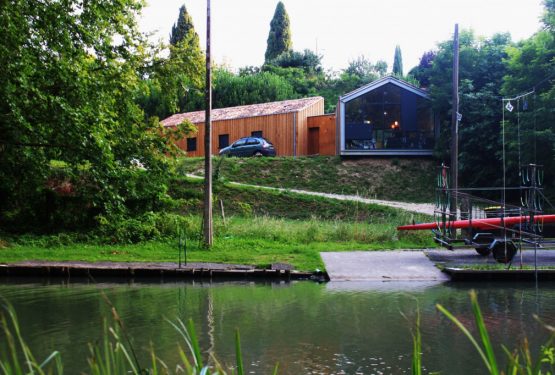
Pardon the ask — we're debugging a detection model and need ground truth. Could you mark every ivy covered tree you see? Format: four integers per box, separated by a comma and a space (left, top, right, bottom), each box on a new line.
0, 0, 191, 233
265, 1, 292, 62
393, 45, 404, 76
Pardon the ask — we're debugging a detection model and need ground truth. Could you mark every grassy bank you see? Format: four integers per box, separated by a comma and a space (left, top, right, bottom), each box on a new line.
0, 215, 433, 271
178, 156, 436, 203
0, 176, 434, 271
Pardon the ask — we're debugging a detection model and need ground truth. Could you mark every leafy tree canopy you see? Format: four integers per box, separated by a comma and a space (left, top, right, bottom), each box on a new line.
0, 0, 192, 232
429, 30, 513, 190
502, 0, 555, 199
137, 4, 205, 119
213, 68, 296, 109
265, 49, 323, 75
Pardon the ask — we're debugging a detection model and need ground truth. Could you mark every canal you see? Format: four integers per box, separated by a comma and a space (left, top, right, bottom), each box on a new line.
0, 279, 554, 374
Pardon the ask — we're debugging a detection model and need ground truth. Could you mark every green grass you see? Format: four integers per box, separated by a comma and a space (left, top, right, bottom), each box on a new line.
178, 156, 436, 203
0, 216, 433, 271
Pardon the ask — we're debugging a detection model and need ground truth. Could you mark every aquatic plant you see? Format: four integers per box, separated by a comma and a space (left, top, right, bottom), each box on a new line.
436, 290, 555, 375
0, 298, 278, 375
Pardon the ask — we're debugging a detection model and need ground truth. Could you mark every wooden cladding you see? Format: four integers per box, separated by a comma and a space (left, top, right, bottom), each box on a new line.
307, 114, 337, 156
175, 98, 325, 157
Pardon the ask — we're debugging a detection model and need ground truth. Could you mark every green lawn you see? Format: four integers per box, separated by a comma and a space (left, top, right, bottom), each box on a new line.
0, 216, 434, 271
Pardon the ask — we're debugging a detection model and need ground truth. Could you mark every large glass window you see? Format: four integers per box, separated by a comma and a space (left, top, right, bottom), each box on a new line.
344, 83, 434, 151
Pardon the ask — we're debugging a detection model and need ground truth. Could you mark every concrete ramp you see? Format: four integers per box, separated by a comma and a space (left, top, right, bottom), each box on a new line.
321, 251, 449, 281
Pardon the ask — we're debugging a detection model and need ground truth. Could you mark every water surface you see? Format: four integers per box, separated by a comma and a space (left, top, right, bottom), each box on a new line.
0, 278, 554, 374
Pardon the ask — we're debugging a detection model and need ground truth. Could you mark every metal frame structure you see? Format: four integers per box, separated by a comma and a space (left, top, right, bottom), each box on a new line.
433, 164, 555, 265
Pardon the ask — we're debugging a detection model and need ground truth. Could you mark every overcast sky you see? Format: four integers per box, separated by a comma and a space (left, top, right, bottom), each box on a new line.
139, 0, 544, 73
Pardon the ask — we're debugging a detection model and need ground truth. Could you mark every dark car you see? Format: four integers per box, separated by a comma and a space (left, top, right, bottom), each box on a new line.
219, 137, 276, 157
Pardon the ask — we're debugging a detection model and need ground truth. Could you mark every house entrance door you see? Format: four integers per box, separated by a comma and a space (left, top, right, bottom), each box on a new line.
308, 127, 320, 155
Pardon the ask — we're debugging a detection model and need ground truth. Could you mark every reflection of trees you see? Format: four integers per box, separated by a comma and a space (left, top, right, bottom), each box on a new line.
2, 281, 554, 374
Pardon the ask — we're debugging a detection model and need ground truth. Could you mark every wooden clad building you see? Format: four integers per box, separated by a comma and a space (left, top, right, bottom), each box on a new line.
161, 97, 325, 157
306, 114, 337, 156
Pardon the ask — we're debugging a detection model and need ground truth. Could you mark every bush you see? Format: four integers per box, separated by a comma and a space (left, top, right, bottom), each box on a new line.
96, 212, 198, 244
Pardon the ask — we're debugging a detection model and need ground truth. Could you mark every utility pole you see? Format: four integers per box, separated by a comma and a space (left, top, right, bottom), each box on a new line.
203, 0, 213, 247
450, 24, 459, 222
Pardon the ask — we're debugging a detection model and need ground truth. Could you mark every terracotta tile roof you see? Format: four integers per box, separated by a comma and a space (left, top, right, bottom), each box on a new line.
160, 96, 324, 127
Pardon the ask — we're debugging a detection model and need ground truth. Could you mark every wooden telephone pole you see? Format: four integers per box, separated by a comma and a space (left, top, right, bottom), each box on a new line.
450, 24, 460, 221
203, 0, 213, 247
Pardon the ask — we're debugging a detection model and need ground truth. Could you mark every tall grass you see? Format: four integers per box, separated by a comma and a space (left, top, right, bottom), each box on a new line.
220, 215, 430, 246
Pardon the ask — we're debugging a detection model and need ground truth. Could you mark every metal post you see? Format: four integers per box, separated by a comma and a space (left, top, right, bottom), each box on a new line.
203, 0, 213, 246
450, 24, 460, 225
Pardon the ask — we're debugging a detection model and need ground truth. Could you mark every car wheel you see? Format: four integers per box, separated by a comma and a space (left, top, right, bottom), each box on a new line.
253, 151, 263, 156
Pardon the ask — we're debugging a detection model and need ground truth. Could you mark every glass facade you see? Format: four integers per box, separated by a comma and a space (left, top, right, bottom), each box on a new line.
344, 83, 434, 151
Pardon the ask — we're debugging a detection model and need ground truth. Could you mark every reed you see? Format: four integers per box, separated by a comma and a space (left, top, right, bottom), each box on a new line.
436, 290, 555, 375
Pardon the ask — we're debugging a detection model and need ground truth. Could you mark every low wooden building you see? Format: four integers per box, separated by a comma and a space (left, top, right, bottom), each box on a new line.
161, 97, 326, 157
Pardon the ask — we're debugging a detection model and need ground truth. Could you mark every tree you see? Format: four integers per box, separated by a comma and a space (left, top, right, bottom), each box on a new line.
344, 55, 385, 81
137, 4, 205, 119
213, 69, 296, 108
393, 45, 403, 76
429, 31, 513, 191
0, 0, 190, 232
408, 50, 436, 88
265, 1, 292, 62
170, 4, 199, 47
266, 49, 322, 74
503, 0, 555, 199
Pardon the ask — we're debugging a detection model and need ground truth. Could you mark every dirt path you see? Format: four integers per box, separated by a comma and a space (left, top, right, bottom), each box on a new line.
186, 174, 435, 215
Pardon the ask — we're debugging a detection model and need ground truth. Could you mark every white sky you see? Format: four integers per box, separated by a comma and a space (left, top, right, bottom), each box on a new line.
139, 0, 544, 73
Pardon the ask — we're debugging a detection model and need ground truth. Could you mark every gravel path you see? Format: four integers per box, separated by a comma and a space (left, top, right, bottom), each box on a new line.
186, 174, 434, 215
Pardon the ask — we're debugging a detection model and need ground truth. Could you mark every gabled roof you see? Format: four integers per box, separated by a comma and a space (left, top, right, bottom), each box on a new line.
339, 76, 429, 103
161, 96, 324, 127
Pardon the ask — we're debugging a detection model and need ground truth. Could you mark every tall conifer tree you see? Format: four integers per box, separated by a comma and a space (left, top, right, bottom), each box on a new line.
393, 45, 404, 76
170, 4, 200, 48
265, 1, 292, 62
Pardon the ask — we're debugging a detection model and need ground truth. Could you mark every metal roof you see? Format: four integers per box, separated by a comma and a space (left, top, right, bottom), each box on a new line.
161, 96, 324, 127
339, 76, 429, 103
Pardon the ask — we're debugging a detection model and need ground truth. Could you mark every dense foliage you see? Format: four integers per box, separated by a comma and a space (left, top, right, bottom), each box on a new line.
0, 0, 191, 234
502, 0, 555, 199
264, 1, 293, 62
419, 1, 555, 199
136, 4, 205, 119
427, 31, 513, 190
1, 0, 554, 239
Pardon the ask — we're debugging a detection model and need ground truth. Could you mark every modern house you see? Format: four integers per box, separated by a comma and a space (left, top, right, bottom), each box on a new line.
161, 76, 437, 158
337, 76, 437, 156
161, 97, 330, 157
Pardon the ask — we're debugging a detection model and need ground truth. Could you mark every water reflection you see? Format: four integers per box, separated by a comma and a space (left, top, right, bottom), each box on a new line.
0, 278, 554, 374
